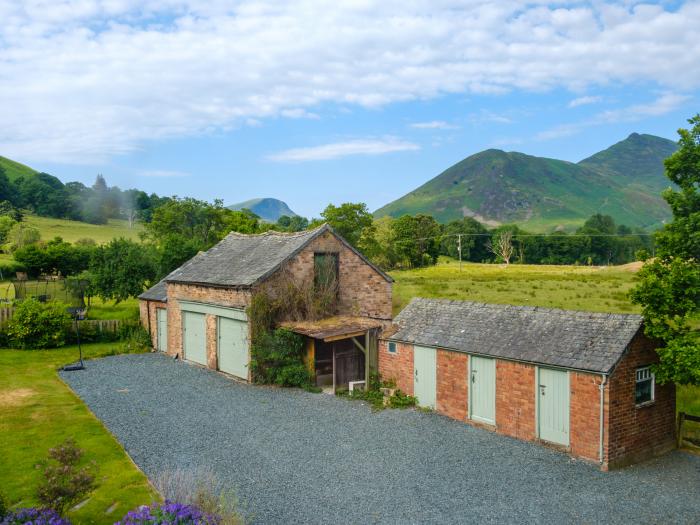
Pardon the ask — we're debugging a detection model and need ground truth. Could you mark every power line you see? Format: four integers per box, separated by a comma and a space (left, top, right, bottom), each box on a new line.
389, 231, 655, 244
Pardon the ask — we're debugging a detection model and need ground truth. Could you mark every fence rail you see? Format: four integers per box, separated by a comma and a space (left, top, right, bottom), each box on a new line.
678, 412, 700, 448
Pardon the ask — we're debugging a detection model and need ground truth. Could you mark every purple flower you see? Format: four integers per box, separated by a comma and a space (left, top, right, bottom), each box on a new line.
0, 508, 72, 525
115, 501, 220, 525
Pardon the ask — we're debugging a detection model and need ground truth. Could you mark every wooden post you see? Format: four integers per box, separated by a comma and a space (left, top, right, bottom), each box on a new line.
332, 345, 336, 395
677, 412, 685, 448
365, 330, 370, 387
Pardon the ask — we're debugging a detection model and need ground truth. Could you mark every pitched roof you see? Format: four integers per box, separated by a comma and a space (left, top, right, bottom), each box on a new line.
388, 298, 643, 374
165, 223, 392, 287
138, 279, 167, 302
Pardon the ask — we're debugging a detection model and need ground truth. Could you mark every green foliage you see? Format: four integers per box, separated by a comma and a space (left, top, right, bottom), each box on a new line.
36, 438, 97, 516
156, 234, 201, 278
276, 214, 309, 232
0, 491, 7, 519
250, 328, 312, 387
13, 237, 94, 277
320, 202, 373, 247
89, 238, 157, 303
5, 299, 71, 349
391, 214, 441, 268
0, 215, 17, 245
340, 373, 417, 410
631, 115, 700, 384
0, 200, 23, 222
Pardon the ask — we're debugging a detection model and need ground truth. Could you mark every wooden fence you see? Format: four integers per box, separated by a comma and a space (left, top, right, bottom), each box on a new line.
677, 412, 700, 449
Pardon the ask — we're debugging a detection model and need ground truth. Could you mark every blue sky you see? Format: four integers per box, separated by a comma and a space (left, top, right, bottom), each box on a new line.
1, 1, 699, 218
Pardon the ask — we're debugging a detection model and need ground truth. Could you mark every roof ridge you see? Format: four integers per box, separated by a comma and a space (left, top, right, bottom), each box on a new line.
225, 224, 328, 239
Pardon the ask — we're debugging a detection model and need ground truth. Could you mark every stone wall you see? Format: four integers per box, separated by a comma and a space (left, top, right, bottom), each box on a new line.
139, 299, 166, 350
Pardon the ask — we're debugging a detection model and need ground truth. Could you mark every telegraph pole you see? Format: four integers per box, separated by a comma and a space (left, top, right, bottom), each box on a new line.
457, 234, 462, 272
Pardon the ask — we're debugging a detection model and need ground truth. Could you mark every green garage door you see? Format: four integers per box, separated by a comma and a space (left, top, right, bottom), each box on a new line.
156, 308, 168, 353
183, 311, 207, 366
538, 368, 570, 446
218, 317, 248, 379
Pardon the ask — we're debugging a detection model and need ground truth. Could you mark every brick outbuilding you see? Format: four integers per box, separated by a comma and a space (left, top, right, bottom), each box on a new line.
139, 224, 393, 387
380, 298, 676, 469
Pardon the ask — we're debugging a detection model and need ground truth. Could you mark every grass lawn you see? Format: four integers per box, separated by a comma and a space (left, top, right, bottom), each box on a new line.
0, 343, 158, 523
25, 215, 143, 244
87, 298, 140, 321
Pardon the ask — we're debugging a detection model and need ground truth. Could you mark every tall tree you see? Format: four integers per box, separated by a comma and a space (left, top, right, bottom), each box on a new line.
320, 202, 373, 247
89, 238, 157, 303
631, 115, 700, 385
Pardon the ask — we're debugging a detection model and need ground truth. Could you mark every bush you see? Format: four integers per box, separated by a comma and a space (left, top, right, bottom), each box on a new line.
36, 439, 97, 516
5, 299, 71, 349
0, 508, 71, 525
152, 468, 243, 525
120, 323, 153, 352
250, 329, 312, 387
0, 492, 6, 520
0, 259, 26, 279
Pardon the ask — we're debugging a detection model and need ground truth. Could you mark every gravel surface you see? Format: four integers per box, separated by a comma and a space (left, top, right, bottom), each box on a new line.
61, 353, 700, 524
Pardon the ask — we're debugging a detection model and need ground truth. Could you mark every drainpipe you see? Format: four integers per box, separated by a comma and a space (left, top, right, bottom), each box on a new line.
599, 374, 608, 465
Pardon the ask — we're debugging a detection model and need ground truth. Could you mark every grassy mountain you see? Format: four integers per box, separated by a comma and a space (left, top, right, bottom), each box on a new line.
0, 155, 38, 182
375, 133, 676, 231
228, 197, 297, 222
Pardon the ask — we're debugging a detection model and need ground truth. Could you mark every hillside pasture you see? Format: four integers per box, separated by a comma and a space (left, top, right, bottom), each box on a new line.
24, 215, 143, 244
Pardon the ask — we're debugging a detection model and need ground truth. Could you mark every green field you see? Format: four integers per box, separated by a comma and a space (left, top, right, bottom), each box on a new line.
391, 258, 640, 315
0, 343, 158, 523
24, 215, 143, 244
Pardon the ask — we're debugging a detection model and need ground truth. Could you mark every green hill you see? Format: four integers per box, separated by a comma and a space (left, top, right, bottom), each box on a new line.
375, 134, 676, 232
0, 155, 38, 182
228, 197, 297, 222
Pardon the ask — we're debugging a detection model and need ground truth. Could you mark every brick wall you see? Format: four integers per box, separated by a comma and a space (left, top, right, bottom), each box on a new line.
166, 282, 252, 359
206, 314, 218, 369
378, 340, 414, 395
139, 299, 166, 349
436, 350, 468, 421
279, 231, 392, 320
495, 361, 536, 440
606, 332, 676, 468
570, 372, 603, 463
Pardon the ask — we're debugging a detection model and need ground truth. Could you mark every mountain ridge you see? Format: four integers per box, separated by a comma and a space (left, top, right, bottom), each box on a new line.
374, 133, 676, 231
228, 197, 297, 222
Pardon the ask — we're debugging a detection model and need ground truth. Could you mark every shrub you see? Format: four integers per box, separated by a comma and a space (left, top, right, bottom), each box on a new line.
0, 508, 71, 525
0, 492, 6, 520
117, 502, 218, 525
36, 439, 97, 516
250, 328, 312, 387
5, 299, 71, 349
152, 469, 243, 525
120, 323, 153, 352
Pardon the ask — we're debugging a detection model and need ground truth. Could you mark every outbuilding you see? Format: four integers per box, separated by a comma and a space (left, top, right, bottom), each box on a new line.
139, 224, 393, 386
380, 298, 676, 469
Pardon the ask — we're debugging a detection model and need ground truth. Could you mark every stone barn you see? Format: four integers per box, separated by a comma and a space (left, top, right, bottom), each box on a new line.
139, 224, 393, 387
380, 298, 676, 469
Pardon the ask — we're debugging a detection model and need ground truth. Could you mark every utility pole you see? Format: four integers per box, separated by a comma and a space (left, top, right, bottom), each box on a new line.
457, 234, 462, 272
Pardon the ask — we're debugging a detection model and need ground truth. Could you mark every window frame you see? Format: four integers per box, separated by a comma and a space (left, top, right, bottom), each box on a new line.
388, 341, 397, 354
313, 252, 339, 293
635, 366, 655, 407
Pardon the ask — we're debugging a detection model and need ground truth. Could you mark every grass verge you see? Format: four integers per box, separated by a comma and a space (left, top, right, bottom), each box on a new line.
0, 343, 158, 523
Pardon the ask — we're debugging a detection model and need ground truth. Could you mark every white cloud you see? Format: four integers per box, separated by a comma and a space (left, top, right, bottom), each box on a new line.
410, 120, 458, 130
0, 1, 699, 163
267, 138, 419, 162
536, 92, 689, 141
140, 169, 190, 178
568, 96, 603, 108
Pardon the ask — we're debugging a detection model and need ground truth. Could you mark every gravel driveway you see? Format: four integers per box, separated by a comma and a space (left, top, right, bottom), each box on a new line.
61, 353, 700, 524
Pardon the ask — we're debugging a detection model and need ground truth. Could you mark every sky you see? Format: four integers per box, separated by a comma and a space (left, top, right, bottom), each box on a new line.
1, 1, 699, 219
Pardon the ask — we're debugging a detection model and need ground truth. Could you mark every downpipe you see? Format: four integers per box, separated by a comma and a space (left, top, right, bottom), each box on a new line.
599, 374, 608, 465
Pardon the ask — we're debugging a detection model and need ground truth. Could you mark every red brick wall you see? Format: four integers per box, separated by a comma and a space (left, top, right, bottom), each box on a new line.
378, 340, 414, 395
139, 299, 166, 349
206, 314, 218, 370
436, 350, 468, 421
570, 372, 603, 463
495, 361, 536, 440
279, 231, 392, 320
606, 332, 676, 468
166, 282, 251, 360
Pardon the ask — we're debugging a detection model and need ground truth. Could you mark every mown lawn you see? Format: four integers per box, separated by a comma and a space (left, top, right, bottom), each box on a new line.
0, 343, 158, 523
87, 298, 140, 321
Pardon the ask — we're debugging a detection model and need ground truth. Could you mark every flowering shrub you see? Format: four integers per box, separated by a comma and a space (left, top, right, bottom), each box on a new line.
0, 507, 72, 525
116, 502, 220, 525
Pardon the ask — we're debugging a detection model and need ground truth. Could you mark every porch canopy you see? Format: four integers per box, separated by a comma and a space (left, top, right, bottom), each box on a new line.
281, 316, 383, 392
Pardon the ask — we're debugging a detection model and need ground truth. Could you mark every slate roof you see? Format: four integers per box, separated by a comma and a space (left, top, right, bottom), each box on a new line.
389, 298, 644, 374
165, 224, 392, 287
138, 279, 167, 302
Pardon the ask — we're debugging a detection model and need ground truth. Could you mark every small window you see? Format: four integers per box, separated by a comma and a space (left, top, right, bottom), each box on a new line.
388, 342, 397, 354
314, 253, 339, 293
635, 366, 655, 406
